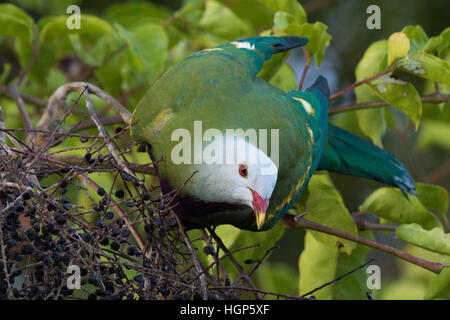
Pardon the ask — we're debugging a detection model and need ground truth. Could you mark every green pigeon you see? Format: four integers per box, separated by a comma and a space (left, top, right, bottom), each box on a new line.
131, 36, 415, 232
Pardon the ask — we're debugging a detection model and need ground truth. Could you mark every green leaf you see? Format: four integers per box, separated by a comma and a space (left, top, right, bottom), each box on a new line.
355, 40, 388, 145
394, 51, 450, 86
257, 36, 289, 81
0, 3, 34, 43
423, 27, 450, 56
334, 231, 375, 300
368, 75, 422, 129
117, 23, 168, 83
298, 231, 338, 299
258, 0, 306, 25
355, 108, 386, 147
103, 1, 172, 29
0, 63, 11, 84
355, 40, 388, 79
269, 62, 296, 91
301, 174, 358, 253
360, 187, 442, 230
228, 0, 273, 30
401, 25, 429, 51
284, 22, 331, 66
415, 183, 449, 222
417, 120, 450, 150
425, 255, 450, 299
255, 262, 299, 298
388, 32, 410, 65
39, 15, 113, 44
198, 0, 250, 40
396, 223, 450, 255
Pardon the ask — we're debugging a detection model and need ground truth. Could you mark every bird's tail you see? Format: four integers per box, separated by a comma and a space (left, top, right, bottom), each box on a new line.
318, 124, 416, 195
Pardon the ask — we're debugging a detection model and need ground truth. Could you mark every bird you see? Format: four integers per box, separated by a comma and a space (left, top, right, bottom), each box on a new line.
130, 36, 415, 232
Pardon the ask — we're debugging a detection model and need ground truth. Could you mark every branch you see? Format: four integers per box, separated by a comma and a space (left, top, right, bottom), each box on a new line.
175, 215, 209, 300
282, 214, 448, 274
352, 213, 397, 231
80, 174, 146, 252
83, 85, 137, 181
0, 85, 48, 108
68, 116, 124, 133
9, 85, 32, 134
298, 47, 311, 91
208, 227, 262, 300
329, 92, 450, 114
329, 68, 392, 101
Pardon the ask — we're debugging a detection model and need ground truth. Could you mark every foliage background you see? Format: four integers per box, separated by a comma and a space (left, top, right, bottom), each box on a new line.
0, 0, 449, 300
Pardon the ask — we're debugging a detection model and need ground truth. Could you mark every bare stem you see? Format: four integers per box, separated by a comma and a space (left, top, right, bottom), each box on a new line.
298, 47, 311, 91
80, 174, 146, 251
283, 214, 447, 274
329, 68, 392, 101
208, 227, 262, 300
329, 93, 450, 114
9, 85, 32, 134
175, 215, 209, 300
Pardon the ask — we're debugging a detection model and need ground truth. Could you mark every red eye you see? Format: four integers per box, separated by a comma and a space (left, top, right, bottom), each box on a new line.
239, 163, 248, 177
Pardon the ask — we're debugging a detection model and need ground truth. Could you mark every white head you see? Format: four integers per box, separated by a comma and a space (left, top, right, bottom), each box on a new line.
192, 135, 278, 229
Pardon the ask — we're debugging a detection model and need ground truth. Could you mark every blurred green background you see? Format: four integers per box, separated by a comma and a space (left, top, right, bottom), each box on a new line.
0, 0, 448, 299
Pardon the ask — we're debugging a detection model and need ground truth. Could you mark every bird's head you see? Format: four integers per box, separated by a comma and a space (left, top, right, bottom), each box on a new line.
190, 135, 278, 230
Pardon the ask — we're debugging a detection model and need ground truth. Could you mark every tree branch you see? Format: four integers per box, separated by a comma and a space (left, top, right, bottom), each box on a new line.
329, 92, 450, 114
329, 68, 392, 101
208, 227, 262, 300
298, 47, 311, 91
282, 214, 448, 274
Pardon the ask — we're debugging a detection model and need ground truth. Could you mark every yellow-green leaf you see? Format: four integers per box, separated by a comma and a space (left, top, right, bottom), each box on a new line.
394, 51, 450, 86
284, 22, 331, 66
388, 32, 410, 65
425, 255, 450, 299
258, 0, 306, 25
368, 75, 422, 129
415, 183, 449, 222
299, 231, 338, 299
0, 3, 34, 43
301, 174, 358, 253
396, 224, 450, 255
355, 40, 388, 145
198, 0, 250, 40
417, 120, 450, 150
402, 25, 428, 52
360, 187, 442, 230
39, 15, 113, 44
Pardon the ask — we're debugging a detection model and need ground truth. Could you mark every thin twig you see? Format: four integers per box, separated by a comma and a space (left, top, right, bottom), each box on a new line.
80, 174, 146, 251
329, 92, 450, 114
207, 227, 262, 300
175, 215, 209, 300
9, 85, 32, 133
329, 68, 392, 101
301, 258, 376, 298
83, 85, 137, 180
298, 47, 311, 91
352, 214, 397, 231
